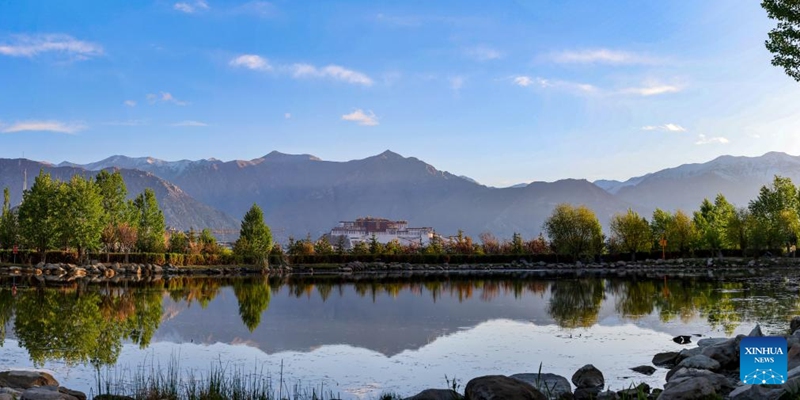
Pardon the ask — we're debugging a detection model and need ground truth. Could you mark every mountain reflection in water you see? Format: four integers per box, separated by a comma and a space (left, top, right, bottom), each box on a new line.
0, 271, 798, 397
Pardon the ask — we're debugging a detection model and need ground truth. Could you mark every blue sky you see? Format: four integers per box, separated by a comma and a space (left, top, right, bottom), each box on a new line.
1, 0, 799, 187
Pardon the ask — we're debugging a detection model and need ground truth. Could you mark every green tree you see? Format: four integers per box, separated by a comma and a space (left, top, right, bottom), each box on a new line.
749, 175, 800, 253
133, 189, 166, 253
543, 203, 604, 261
234, 204, 273, 266
169, 231, 189, 254
61, 175, 105, 262
0, 187, 19, 251
96, 170, 130, 257
668, 210, 697, 256
650, 208, 673, 250
233, 277, 271, 332
199, 228, 219, 255
510, 232, 525, 255
314, 235, 333, 255
726, 207, 754, 255
693, 194, 735, 256
762, 0, 800, 82
610, 209, 652, 260
18, 171, 60, 262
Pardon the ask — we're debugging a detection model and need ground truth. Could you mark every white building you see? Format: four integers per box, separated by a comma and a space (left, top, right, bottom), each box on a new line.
330, 217, 434, 248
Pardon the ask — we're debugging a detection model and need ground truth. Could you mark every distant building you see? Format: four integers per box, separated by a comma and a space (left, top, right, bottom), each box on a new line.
330, 217, 434, 248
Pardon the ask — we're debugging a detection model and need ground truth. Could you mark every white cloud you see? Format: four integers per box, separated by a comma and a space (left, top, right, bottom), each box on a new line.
1, 120, 85, 134
513, 75, 597, 94
229, 54, 272, 71
0, 34, 103, 60
341, 109, 379, 126
147, 92, 188, 106
450, 76, 464, 91
464, 46, 502, 61
513, 76, 534, 87
174, 0, 209, 13
695, 134, 729, 145
550, 49, 659, 65
622, 83, 681, 96
124, 100, 137, 107
290, 63, 373, 86
170, 120, 207, 127
642, 124, 686, 132
284, 113, 291, 119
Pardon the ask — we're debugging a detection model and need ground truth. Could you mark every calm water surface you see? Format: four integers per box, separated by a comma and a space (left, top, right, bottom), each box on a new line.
0, 270, 798, 398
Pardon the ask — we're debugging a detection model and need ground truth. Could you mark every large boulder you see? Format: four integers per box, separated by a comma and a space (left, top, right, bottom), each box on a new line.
511, 373, 572, 400
464, 375, 546, 400
727, 384, 783, 400
666, 368, 736, 396
748, 324, 764, 337
20, 385, 77, 400
657, 377, 716, 400
404, 388, 464, 400
0, 371, 58, 390
700, 335, 742, 370
629, 365, 656, 376
788, 343, 800, 370
676, 355, 721, 371
791, 316, 800, 334
571, 365, 604, 391
652, 352, 680, 368
696, 338, 728, 348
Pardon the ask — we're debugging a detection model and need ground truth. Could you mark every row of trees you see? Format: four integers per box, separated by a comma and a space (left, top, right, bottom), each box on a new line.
0, 170, 274, 266
544, 175, 800, 260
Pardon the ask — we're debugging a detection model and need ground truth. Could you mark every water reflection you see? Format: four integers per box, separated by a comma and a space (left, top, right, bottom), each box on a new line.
0, 271, 798, 370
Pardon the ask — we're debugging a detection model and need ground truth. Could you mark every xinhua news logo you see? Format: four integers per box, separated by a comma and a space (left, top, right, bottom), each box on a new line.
740, 336, 787, 385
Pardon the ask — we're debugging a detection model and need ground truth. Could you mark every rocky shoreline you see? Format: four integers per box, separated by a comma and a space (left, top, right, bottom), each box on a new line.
4, 320, 800, 399
0, 257, 798, 283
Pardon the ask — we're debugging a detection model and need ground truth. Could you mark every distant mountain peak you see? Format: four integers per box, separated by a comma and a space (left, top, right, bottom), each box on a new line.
376, 150, 404, 160
261, 151, 321, 162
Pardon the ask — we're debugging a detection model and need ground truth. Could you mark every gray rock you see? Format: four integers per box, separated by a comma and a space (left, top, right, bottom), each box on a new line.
0, 371, 58, 389
652, 352, 680, 368
748, 324, 764, 337
677, 346, 703, 361
464, 375, 546, 400
727, 384, 783, 400
594, 390, 618, 400
0, 393, 14, 400
571, 364, 604, 391
677, 355, 721, 371
21, 385, 77, 400
792, 316, 800, 334
403, 388, 463, 400
696, 338, 727, 348
511, 373, 572, 400
58, 387, 85, 400
630, 365, 656, 375
700, 335, 742, 370
658, 377, 716, 400
666, 368, 736, 395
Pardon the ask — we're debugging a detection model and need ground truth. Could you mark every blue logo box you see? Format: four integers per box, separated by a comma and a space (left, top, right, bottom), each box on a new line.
740, 336, 788, 384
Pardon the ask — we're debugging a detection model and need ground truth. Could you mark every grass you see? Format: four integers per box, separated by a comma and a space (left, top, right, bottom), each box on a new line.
93, 357, 341, 400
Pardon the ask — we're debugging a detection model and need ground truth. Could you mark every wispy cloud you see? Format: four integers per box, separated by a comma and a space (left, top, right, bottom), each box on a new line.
549, 49, 659, 65
147, 92, 189, 106
695, 134, 729, 145
513, 75, 597, 94
290, 63, 373, 86
0, 34, 103, 60
124, 100, 137, 107
1, 120, 85, 134
341, 109, 379, 126
170, 120, 207, 127
642, 124, 686, 132
230, 54, 272, 71
621, 83, 682, 96
449, 76, 465, 91
174, 0, 209, 14
464, 46, 502, 61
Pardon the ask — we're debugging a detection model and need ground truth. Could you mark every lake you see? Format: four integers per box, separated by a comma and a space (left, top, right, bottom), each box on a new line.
0, 269, 797, 398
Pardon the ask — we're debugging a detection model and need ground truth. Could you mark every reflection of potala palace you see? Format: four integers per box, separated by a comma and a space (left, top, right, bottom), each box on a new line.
330, 217, 434, 248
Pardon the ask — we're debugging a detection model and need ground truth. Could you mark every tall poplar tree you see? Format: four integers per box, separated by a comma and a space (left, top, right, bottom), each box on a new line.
133, 189, 166, 253
18, 171, 59, 262
234, 204, 273, 266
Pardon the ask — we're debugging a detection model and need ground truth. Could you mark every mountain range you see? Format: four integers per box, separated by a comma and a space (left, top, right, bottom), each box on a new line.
0, 151, 797, 242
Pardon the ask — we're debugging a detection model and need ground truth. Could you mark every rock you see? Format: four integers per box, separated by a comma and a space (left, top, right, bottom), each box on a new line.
464, 375, 546, 400
404, 388, 464, 400
658, 377, 716, 400
788, 343, 800, 370
594, 390, 618, 400
0, 394, 14, 400
677, 346, 703, 361
672, 335, 692, 345
630, 365, 656, 375
511, 373, 572, 400
748, 324, 763, 337
571, 364, 604, 393
727, 384, 783, 400
700, 335, 742, 370
696, 338, 727, 348
677, 355, 721, 371
653, 352, 681, 368
21, 385, 77, 400
792, 316, 800, 334
0, 371, 58, 389
58, 387, 85, 400
666, 368, 736, 395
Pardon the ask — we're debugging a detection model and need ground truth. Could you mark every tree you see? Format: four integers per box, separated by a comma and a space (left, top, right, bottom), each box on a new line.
668, 210, 697, 256
96, 170, 130, 257
0, 187, 19, 252
650, 208, 673, 250
543, 203, 604, 261
762, 0, 800, 82
133, 189, 166, 253
168, 231, 189, 254
749, 175, 800, 253
726, 207, 754, 255
609, 209, 652, 260
234, 204, 273, 266
199, 228, 219, 255
18, 171, 60, 262
60, 175, 105, 262
693, 194, 735, 256
314, 235, 333, 255
510, 232, 524, 255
